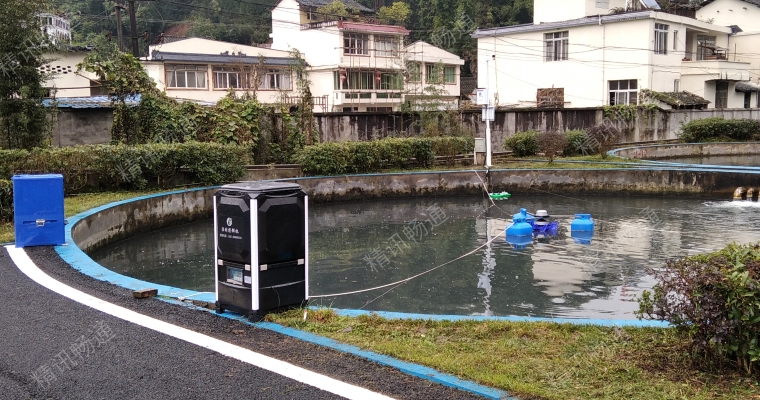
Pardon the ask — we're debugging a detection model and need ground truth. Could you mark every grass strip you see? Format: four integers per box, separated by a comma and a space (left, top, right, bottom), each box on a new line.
268, 309, 760, 400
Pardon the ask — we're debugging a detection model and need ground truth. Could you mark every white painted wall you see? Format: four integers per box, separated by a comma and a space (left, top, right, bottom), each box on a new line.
41, 51, 97, 97
477, 12, 748, 109
731, 32, 760, 83
697, 0, 760, 30
148, 38, 292, 59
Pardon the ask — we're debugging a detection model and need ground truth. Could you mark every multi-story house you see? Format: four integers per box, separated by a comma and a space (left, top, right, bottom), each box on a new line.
39, 13, 71, 45
143, 37, 300, 106
473, 0, 756, 109
269, 0, 464, 112
696, 0, 760, 107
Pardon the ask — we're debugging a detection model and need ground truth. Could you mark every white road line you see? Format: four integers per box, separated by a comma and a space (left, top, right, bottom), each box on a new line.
5, 245, 394, 400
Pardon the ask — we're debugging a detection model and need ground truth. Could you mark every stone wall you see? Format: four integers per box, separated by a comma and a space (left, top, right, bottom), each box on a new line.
53, 108, 113, 146
52, 106, 760, 153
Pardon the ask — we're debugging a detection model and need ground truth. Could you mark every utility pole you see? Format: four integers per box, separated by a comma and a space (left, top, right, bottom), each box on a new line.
115, 3, 125, 52
128, 0, 139, 57
485, 55, 494, 169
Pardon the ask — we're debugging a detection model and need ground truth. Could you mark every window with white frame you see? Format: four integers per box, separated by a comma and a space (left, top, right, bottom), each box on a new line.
258, 69, 292, 90
213, 67, 248, 89
443, 66, 456, 84
406, 62, 421, 82
166, 64, 207, 89
673, 30, 678, 50
609, 79, 638, 105
654, 23, 668, 55
544, 31, 569, 62
374, 35, 399, 57
344, 33, 369, 55
380, 73, 403, 90
425, 63, 443, 84
674, 79, 680, 92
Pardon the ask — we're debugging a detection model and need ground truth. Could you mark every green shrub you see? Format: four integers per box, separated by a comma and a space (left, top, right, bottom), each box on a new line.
294, 136, 473, 176
637, 242, 760, 373
563, 130, 587, 156
505, 131, 539, 157
0, 149, 30, 179
679, 117, 760, 143
0, 180, 11, 223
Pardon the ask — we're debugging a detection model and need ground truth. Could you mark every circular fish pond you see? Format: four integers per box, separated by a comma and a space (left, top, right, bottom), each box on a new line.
88, 194, 760, 320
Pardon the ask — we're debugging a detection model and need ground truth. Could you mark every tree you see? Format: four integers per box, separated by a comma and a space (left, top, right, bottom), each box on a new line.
316, 0, 352, 21
536, 132, 568, 164
78, 40, 159, 143
0, 0, 52, 149
377, 2, 411, 25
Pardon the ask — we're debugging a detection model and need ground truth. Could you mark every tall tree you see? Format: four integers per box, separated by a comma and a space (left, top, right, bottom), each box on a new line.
0, 0, 52, 149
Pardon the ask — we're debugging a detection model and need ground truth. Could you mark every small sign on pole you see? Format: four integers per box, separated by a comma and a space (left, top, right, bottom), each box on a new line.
481, 106, 495, 122
475, 88, 489, 106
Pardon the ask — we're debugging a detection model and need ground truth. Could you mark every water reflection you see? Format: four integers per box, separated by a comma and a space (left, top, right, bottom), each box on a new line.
88, 195, 760, 320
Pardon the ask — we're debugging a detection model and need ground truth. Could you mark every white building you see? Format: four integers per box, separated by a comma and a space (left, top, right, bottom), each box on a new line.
270, 0, 464, 112
473, 0, 756, 109
696, 0, 760, 107
39, 13, 71, 45
39, 48, 103, 97
143, 37, 300, 106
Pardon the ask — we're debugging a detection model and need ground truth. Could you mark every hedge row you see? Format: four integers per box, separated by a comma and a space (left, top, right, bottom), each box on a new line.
505, 130, 589, 157
0, 180, 11, 223
680, 117, 760, 142
0, 143, 250, 222
293, 136, 474, 175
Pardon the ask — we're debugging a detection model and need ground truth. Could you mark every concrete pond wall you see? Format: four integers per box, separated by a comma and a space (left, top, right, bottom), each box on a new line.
70, 168, 760, 253
612, 142, 760, 160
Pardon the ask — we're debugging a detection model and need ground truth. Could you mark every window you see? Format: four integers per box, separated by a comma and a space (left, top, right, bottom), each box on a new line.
443, 66, 456, 84
360, 72, 374, 90
744, 92, 752, 109
697, 35, 717, 60
673, 30, 678, 50
654, 23, 668, 55
344, 33, 369, 55
213, 67, 248, 89
375, 36, 399, 57
367, 107, 394, 112
595, 0, 609, 7
380, 73, 403, 90
715, 81, 728, 109
608, 79, 638, 105
259, 69, 292, 90
166, 65, 207, 89
425, 64, 443, 84
674, 79, 680, 92
406, 62, 421, 82
544, 31, 569, 62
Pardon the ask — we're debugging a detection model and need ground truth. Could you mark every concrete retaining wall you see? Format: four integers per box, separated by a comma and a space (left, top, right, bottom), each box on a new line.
612, 142, 760, 160
72, 188, 214, 253
72, 168, 760, 252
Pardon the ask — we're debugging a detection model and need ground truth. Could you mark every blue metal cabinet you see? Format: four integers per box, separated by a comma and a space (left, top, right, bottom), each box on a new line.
12, 174, 65, 247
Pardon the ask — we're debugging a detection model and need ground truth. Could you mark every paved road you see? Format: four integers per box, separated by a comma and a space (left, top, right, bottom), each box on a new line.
0, 246, 486, 400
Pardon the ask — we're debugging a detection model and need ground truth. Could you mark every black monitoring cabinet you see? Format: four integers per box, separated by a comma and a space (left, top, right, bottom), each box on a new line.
214, 182, 308, 321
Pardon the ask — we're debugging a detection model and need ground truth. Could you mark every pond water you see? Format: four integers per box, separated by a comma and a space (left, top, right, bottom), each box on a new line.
654, 154, 760, 166
88, 194, 760, 320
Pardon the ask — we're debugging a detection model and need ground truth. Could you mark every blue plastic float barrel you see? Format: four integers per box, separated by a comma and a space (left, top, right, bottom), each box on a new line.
570, 214, 594, 231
